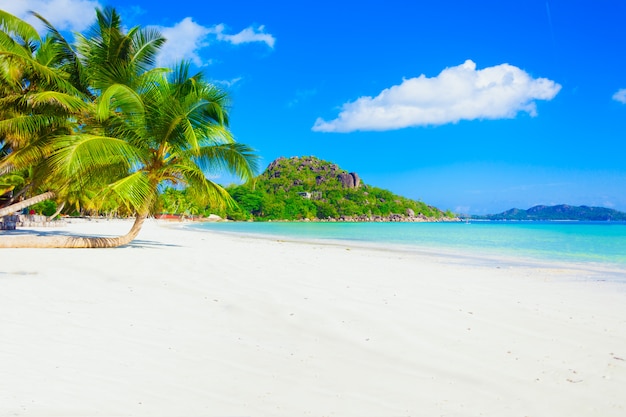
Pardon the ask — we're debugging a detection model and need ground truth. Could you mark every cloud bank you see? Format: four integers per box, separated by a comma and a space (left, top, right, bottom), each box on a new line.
156, 20, 275, 67
0, 0, 101, 32
313, 60, 562, 133
0, 0, 275, 68
613, 88, 626, 104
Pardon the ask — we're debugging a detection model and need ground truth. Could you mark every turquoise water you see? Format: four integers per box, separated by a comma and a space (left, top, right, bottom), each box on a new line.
191, 221, 626, 266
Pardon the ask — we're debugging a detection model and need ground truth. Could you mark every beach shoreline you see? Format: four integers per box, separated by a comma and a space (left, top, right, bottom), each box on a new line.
184, 221, 626, 286
1, 219, 625, 416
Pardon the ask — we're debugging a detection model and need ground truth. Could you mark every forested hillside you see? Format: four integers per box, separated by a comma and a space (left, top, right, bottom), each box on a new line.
223, 156, 455, 221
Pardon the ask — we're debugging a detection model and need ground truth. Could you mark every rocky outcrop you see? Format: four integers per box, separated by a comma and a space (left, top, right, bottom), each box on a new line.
266, 157, 285, 172
263, 156, 360, 189
337, 172, 361, 188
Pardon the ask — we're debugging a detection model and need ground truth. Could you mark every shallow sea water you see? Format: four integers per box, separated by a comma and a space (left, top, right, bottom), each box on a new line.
192, 221, 626, 268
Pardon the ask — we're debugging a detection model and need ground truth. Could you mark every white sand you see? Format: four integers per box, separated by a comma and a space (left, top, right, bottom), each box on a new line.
1, 219, 625, 416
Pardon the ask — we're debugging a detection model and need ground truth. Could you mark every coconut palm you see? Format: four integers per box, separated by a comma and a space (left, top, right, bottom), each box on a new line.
75, 7, 166, 92
2, 63, 256, 248
0, 7, 164, 215
0, 9, 88, 214
0, 8, 258, 247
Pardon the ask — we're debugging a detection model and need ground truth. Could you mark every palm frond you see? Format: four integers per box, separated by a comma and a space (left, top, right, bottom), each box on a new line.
0, 138, 53, 172
184, 142, 259, 182
163, 161, 235, 209
47, 134, 146, 180
105, 170, 153, 212
0, 50, 77, 94
26, 91, 88, 113
130, 27, 166, 70
0, 114, 71, 140
30, 11, 88, 94
0, 9, 40, 46
136, 67, 170, 88
97, 83, 144, 122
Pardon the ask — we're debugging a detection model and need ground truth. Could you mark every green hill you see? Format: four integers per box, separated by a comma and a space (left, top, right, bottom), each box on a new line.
474, 204, 626, 221
225, 156, 455, 221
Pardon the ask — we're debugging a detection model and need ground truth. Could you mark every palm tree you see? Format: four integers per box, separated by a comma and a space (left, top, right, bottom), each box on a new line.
0, 9, 88, 215
0, 8, 258, 247
0, 7, 163, 217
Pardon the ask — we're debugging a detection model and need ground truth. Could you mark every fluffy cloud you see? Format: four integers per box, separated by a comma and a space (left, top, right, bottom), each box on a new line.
156, 17, 212, 67
613, 88, 626, 104
313, 60, 562, 133
0, 0, 101, 32
156, 20, 275, 67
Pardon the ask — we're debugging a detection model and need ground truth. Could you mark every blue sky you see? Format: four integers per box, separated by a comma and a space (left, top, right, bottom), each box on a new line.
3, 0, 626, 214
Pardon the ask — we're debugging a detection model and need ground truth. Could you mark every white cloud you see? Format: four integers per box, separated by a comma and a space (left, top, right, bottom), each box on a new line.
156, 17, 212, 67
313, 60, 562, 133
213, 24, 275, 48
612, 88, 626, 104
155, 20, 275, 67
1, 2, 274, 67
0, 0, 100, 33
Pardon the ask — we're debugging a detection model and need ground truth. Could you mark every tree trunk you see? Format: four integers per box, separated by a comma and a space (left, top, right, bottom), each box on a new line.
0, 191, 56, 217
47, 202, 65, 222
0, 213, 148, 248
7, 183, 32, 206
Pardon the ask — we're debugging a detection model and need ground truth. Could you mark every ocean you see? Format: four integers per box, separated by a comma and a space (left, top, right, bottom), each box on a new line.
191, 220, 626, 268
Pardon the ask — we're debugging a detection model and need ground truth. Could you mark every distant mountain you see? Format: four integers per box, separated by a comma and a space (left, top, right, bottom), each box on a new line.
474, 204, 626, 221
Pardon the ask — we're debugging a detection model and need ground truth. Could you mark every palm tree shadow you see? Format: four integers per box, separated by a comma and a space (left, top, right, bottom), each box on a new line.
0, 228, 180, 248
124, 239, 179, 248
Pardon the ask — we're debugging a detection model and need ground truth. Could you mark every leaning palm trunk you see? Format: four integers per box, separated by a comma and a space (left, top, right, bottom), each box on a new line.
0, 191, 56, 217
6, 185, 32, 206
46, 202, 65, 222
0, 213, 147, 248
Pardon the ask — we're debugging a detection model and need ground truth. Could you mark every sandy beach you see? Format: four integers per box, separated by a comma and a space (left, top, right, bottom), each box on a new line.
1, 219, 625, 416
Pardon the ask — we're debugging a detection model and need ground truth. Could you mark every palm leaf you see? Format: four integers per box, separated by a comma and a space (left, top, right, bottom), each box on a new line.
0, 50, 77, 94
0, 114, 71, 140
0, 10, 40, 46
163, 161, 235, 209
26, 91, 88, 113
30, 12, 89, 95
184, 142, 259, 181
130, 27, 166, 70
97, 83, 144, 122
48, 134, 146, 179
105, 170, 153, 212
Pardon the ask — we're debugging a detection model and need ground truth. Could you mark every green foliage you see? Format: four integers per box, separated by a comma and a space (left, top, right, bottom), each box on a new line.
226, 156, 451, 221
30, 199, 56, 216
